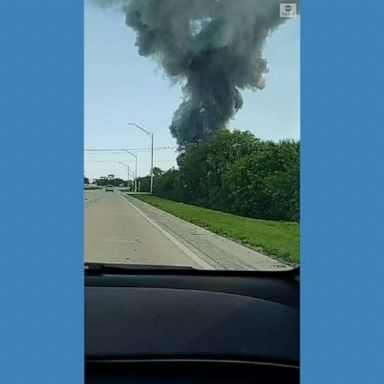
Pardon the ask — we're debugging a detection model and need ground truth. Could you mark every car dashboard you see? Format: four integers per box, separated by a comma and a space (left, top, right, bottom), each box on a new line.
85, 265, 299, 383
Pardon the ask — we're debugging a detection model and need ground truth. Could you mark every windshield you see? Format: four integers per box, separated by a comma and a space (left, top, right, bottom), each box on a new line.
84, 0, 300, 271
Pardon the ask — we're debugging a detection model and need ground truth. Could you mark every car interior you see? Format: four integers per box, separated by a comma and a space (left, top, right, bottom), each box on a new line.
85, 263, 299, 383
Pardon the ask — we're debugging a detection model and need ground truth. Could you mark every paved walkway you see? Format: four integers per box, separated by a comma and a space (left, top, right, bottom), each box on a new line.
122, 194, 288, 271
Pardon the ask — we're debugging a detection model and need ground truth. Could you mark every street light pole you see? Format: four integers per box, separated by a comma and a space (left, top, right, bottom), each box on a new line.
128, 122, 154, 193
123, 149, 138, 193
119, 162, 132, 191
150, 133, 154, 194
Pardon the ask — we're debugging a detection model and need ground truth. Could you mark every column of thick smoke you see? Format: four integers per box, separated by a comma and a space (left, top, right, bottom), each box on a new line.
93, 0, 299, 148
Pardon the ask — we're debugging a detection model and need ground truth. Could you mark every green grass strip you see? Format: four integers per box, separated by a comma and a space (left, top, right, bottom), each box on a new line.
131, 194, 299, 264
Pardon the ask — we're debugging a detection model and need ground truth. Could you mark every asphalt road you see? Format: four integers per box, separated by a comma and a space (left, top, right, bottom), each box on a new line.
85, 189, 288, 270
85, 190, 211, 268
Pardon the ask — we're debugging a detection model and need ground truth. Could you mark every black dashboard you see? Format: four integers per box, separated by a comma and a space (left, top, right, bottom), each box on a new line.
85, 266, 299, 383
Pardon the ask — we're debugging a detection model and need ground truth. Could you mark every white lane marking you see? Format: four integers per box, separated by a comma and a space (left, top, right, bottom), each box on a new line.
118, 194, 215, 270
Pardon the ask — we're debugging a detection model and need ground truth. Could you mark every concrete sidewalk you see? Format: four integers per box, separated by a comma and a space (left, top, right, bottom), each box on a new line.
121, 194, 288, 271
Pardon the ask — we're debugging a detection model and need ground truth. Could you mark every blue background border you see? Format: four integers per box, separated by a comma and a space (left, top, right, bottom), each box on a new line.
0, 1, 83, 383
1, 1, 383, 383
301, 1, 384, 383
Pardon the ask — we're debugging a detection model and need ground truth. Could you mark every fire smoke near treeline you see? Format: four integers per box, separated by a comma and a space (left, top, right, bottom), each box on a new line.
93, 0, 299, 147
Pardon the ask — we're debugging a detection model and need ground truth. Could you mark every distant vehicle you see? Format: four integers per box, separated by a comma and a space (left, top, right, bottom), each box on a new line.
105, 185, 114, 192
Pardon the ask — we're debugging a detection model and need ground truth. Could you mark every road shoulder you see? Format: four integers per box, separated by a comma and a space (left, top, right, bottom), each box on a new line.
120, 193, 289, 271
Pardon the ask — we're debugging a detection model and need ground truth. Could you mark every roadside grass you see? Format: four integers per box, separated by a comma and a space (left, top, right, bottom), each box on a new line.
130, 194, 299, 264
84, 186, 101, 190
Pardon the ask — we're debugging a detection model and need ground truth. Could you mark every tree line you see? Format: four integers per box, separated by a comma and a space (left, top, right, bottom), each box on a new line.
152, 130, 300, 222
89, 175, 133, 189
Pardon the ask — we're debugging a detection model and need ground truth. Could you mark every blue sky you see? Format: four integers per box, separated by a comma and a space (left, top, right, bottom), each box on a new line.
84, 3, 300, 180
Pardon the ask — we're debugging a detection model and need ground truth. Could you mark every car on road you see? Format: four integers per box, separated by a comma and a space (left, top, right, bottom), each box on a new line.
105, 185, 114, 192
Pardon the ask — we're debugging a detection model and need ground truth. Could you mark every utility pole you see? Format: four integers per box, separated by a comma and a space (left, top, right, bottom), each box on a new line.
150, 133, 154, 193
119, 162, 132, 191
123, 149, 138, 192
128, 122, 154, 193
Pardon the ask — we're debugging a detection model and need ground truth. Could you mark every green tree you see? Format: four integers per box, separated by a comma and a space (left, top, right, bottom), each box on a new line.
221, 140, 299, 220
181, 129, 260, 208
151, 131, 300, 222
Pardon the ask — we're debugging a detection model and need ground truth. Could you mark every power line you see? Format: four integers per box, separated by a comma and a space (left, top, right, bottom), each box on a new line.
85, 152, 127, 155
84, 146, 177, 152
85, 159, 177, 163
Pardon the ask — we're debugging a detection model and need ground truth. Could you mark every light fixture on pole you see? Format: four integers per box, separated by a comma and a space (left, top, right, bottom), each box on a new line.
123, 149, 138, 192
128, 122, 154, 193
119, 161, 133, 191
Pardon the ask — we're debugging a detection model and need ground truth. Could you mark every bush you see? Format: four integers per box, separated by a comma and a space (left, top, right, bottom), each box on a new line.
152, 130, 300, 222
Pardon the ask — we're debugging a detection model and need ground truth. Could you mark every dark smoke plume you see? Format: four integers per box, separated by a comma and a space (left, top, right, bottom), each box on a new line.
93, 0, 299, 146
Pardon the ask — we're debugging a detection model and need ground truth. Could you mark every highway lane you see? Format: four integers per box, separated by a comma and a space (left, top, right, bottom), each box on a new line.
84, 190, 211, 268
